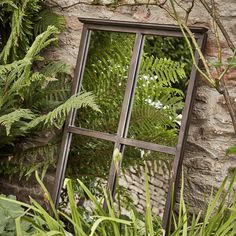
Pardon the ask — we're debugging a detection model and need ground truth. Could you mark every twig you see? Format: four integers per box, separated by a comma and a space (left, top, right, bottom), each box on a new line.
199, 0, 235, 52
169, 0, 215, 86
219, 78, 236, 133
185, 0, 195, 22
218, 49, 236, 82
211, 0, 222, 64
46, 0, 169, 11
172, 0, 195, 23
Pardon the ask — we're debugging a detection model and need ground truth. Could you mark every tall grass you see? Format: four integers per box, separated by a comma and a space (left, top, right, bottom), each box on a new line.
0, 167, 236, 235
172, 170, 236, 235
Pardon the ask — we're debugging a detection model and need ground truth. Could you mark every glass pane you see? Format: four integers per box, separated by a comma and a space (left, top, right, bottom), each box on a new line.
75, 30, 135, 134
128, 36, 192, 147
59, 136, 114, 210
118, 146, 174, 218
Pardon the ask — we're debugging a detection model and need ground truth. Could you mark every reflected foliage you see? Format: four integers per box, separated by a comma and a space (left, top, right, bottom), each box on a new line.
76, 31, 135, 133
65, 136, 114, 196
66, 31, 192, 192
144, 36, 192, 88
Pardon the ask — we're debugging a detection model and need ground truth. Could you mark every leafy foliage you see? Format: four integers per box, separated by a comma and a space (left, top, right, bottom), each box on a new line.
0, 168, 164, 236
0, 109, 35, 136
1, 165, 236, 235
34, 8, 65, 36
226, 145, 236, 155
0, 26, 92, 146
0, 194, 34, 235
171, 170, 236, 236
0, 0, 65, 63
0, 0, 96, 178
144, 36, 192, 86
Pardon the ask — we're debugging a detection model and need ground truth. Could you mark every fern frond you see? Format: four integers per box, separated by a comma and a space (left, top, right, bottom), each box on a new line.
40, 61, 71, 77
25, 25, 59, 59
0, 0, 42, 63
0, 26, 60, 108
0, 142, 58, 179
0, 109, 36, 135
22, 92, 99, 131
140, 56, 186, 86
34, 9, 65, 36
0, 0, 16, 8
129, 104, 178, 146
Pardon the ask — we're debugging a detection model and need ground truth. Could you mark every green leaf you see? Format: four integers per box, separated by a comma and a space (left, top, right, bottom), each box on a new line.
144, 164, 154, 236
227, 57, 236, 68
89, 216, 131, 236
0, 109, 35, 135
211, 60, 222, 69
226, 146, 236, 155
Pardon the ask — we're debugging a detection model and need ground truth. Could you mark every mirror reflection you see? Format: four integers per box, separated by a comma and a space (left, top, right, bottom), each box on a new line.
75, 30, 135, 134
128, 35, 192, 147
59, 135, 114, 210
59, 31, 192, 218
118, 146, 173, 218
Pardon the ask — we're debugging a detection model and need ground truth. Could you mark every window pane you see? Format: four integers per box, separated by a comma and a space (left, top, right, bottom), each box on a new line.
75, 30, 135, 134
59, 136, 114, 209
127, 36, 192, 147
119, 146, 174, 218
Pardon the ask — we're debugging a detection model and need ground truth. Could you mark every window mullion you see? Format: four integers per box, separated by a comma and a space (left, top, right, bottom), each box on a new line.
106, 32, 145, 199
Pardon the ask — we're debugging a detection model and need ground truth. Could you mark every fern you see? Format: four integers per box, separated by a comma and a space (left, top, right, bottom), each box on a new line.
34, 9, 65, 36
0, 142, 59, 179
0, 0, 42, 63
0, 26, 59, 109
0, 109, 35, 136
25, 25, 59, 58
76, 32, 186, 145
22, 92, 100, 131
0, 0, 65, 64
67, 32, 189, 188
40, 61, 71, 77
0, 0, 16, 8
140, 56, 186, 86
0, 1, 99, 179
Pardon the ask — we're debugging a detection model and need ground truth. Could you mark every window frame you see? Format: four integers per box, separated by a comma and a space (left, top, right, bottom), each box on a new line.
52, 18, 207, 231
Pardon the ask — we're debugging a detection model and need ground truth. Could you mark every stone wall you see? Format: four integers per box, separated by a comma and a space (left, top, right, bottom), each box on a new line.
120, 160, 171, 217
46, 0, 236, 212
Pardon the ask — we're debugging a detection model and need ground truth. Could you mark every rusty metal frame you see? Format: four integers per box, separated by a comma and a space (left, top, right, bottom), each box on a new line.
52, 18, 207, 232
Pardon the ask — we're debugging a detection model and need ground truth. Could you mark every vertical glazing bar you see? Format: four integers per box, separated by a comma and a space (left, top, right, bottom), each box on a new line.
52, 26, 91, 208
162, 33, 207, 233
106, 33, 145, 199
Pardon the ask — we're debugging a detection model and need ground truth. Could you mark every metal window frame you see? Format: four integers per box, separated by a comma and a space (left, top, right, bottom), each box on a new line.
52, 18, 207, 232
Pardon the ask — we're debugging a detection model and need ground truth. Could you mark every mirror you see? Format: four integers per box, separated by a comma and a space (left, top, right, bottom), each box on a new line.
55, 21, 203, 225
59, 31, 192, 214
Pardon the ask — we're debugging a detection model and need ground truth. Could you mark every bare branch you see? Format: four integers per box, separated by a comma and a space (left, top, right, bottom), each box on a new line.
172, 0, 195, 23
199, 0, 235, 52
219, 79, 236, 133
185, 0, 195, 22
211, 0, 222, 64
46, 0, 169, 11
169, 0, 215, 86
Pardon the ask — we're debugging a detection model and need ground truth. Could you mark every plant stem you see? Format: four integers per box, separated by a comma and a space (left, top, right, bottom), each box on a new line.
218, 79, 236, 133
199, 0, 235, 52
